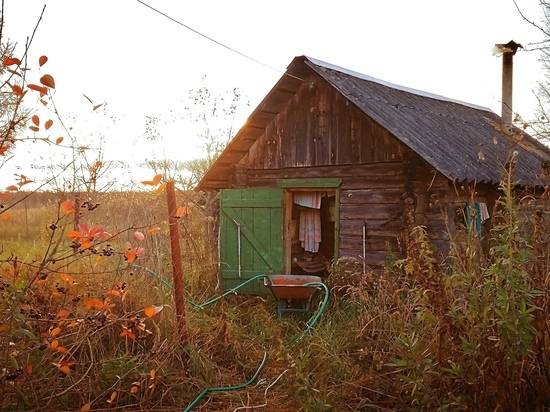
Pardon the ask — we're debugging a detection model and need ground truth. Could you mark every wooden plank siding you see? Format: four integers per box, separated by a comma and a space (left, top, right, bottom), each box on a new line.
244, 73, 406, 170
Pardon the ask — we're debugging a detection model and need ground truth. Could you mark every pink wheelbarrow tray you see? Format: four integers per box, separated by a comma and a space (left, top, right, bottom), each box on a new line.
264, 274, 324, 316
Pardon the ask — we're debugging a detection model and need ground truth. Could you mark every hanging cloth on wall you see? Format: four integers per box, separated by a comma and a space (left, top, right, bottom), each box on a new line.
299, 208, 322, 253
464, 202, 490, 236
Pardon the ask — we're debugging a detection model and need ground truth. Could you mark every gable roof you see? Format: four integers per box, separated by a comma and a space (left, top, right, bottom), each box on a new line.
197, 55, 550, 190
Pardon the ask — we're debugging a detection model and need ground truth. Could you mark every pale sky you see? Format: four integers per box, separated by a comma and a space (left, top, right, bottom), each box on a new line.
1, 0, 547, 189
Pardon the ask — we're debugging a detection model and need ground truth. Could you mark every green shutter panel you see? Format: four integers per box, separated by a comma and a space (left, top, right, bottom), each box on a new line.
220, 188, 284, 294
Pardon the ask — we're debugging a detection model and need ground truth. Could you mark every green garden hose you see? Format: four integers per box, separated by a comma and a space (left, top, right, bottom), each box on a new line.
293, 281, 330, 342
183, 351, 268, 412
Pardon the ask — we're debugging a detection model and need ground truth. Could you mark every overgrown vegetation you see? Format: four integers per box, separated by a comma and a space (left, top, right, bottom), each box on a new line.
1, 161, 549, 412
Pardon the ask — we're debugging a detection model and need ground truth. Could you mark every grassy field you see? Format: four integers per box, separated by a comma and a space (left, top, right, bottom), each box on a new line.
0, 185, 549, 411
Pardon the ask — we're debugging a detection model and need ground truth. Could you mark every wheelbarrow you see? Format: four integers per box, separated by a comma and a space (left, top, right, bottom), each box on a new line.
264, 274, 323, 317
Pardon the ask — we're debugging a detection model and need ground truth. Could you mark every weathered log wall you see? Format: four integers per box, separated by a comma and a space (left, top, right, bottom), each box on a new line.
244, 160, 453, 269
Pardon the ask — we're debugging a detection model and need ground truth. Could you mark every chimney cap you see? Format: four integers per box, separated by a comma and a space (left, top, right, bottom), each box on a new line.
494, 40, 523, 56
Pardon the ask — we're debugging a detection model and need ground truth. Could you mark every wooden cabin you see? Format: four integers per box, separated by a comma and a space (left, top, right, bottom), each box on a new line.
196, 55, 550, 294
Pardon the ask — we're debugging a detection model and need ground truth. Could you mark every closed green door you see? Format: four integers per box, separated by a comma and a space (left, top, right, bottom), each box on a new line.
220, 188, 284, 294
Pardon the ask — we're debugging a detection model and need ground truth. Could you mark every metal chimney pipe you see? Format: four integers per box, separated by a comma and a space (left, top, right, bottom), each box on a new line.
501, 51, 513, 126
494, 40, 522, 131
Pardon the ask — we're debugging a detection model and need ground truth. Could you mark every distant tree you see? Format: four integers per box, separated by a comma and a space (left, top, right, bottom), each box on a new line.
515, 1, 550, 142
142, 77, 249, 190
186, 80, 246, 165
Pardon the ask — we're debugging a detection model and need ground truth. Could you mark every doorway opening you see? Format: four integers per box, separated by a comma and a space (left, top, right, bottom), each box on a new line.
286, 189, 335, 276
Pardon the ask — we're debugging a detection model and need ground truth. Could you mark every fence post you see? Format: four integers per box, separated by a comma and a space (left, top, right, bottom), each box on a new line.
166, 181, 188, 346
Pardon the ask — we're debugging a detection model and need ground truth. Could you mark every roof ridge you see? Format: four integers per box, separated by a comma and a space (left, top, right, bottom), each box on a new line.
304, 56, 493, 113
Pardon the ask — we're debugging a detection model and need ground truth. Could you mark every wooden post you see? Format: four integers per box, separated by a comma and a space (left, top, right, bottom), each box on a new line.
166, 181, 188, 346
24, 200, 29, 238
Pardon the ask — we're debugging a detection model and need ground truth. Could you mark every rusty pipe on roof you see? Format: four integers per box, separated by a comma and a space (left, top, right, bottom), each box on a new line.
494, 40, 523, 131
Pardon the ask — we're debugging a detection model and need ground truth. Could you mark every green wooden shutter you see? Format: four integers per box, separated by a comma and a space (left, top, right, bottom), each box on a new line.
220, 188, 284, 294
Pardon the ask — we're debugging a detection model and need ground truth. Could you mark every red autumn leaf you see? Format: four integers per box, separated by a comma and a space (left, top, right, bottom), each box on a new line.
80, 239, 93, 250
45, 119, 53, 130
50, 339, 59, 349
56, 346, 68, 354
87, 225, 105, 238
39, 55, 48, 67
60, 200, 74, 214
155, 182, 167, 194
85, 298, 104, 309
134, 231, 145, 241
60, 273, 74, 284
25, 364, 32, 375
144, 305, 163, 318
55, 136, 64, 145
93, 103, 103, 111
58, 365, 71, 375
124, 252, 137, 263
7, 69, 21, 77
152, 174, 163, 185
3, 57, 21, 66
0, 324, 9, 333
146, 227, 161, 235
40, 74, 55, 89
141, 174, 162, 186
32, 115, 39, 126
68, 230, 82, 239
0, 145, 9, 155
120, 328, 136, 340
57, 309, 70, 317
29, 126, 39, 132
5, 185, 18, 191
10, 84, 22, 96
108, 289, 121, 297
28, 84, 48, 94
50, 327, 61, 337
81, 402, 92, 412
